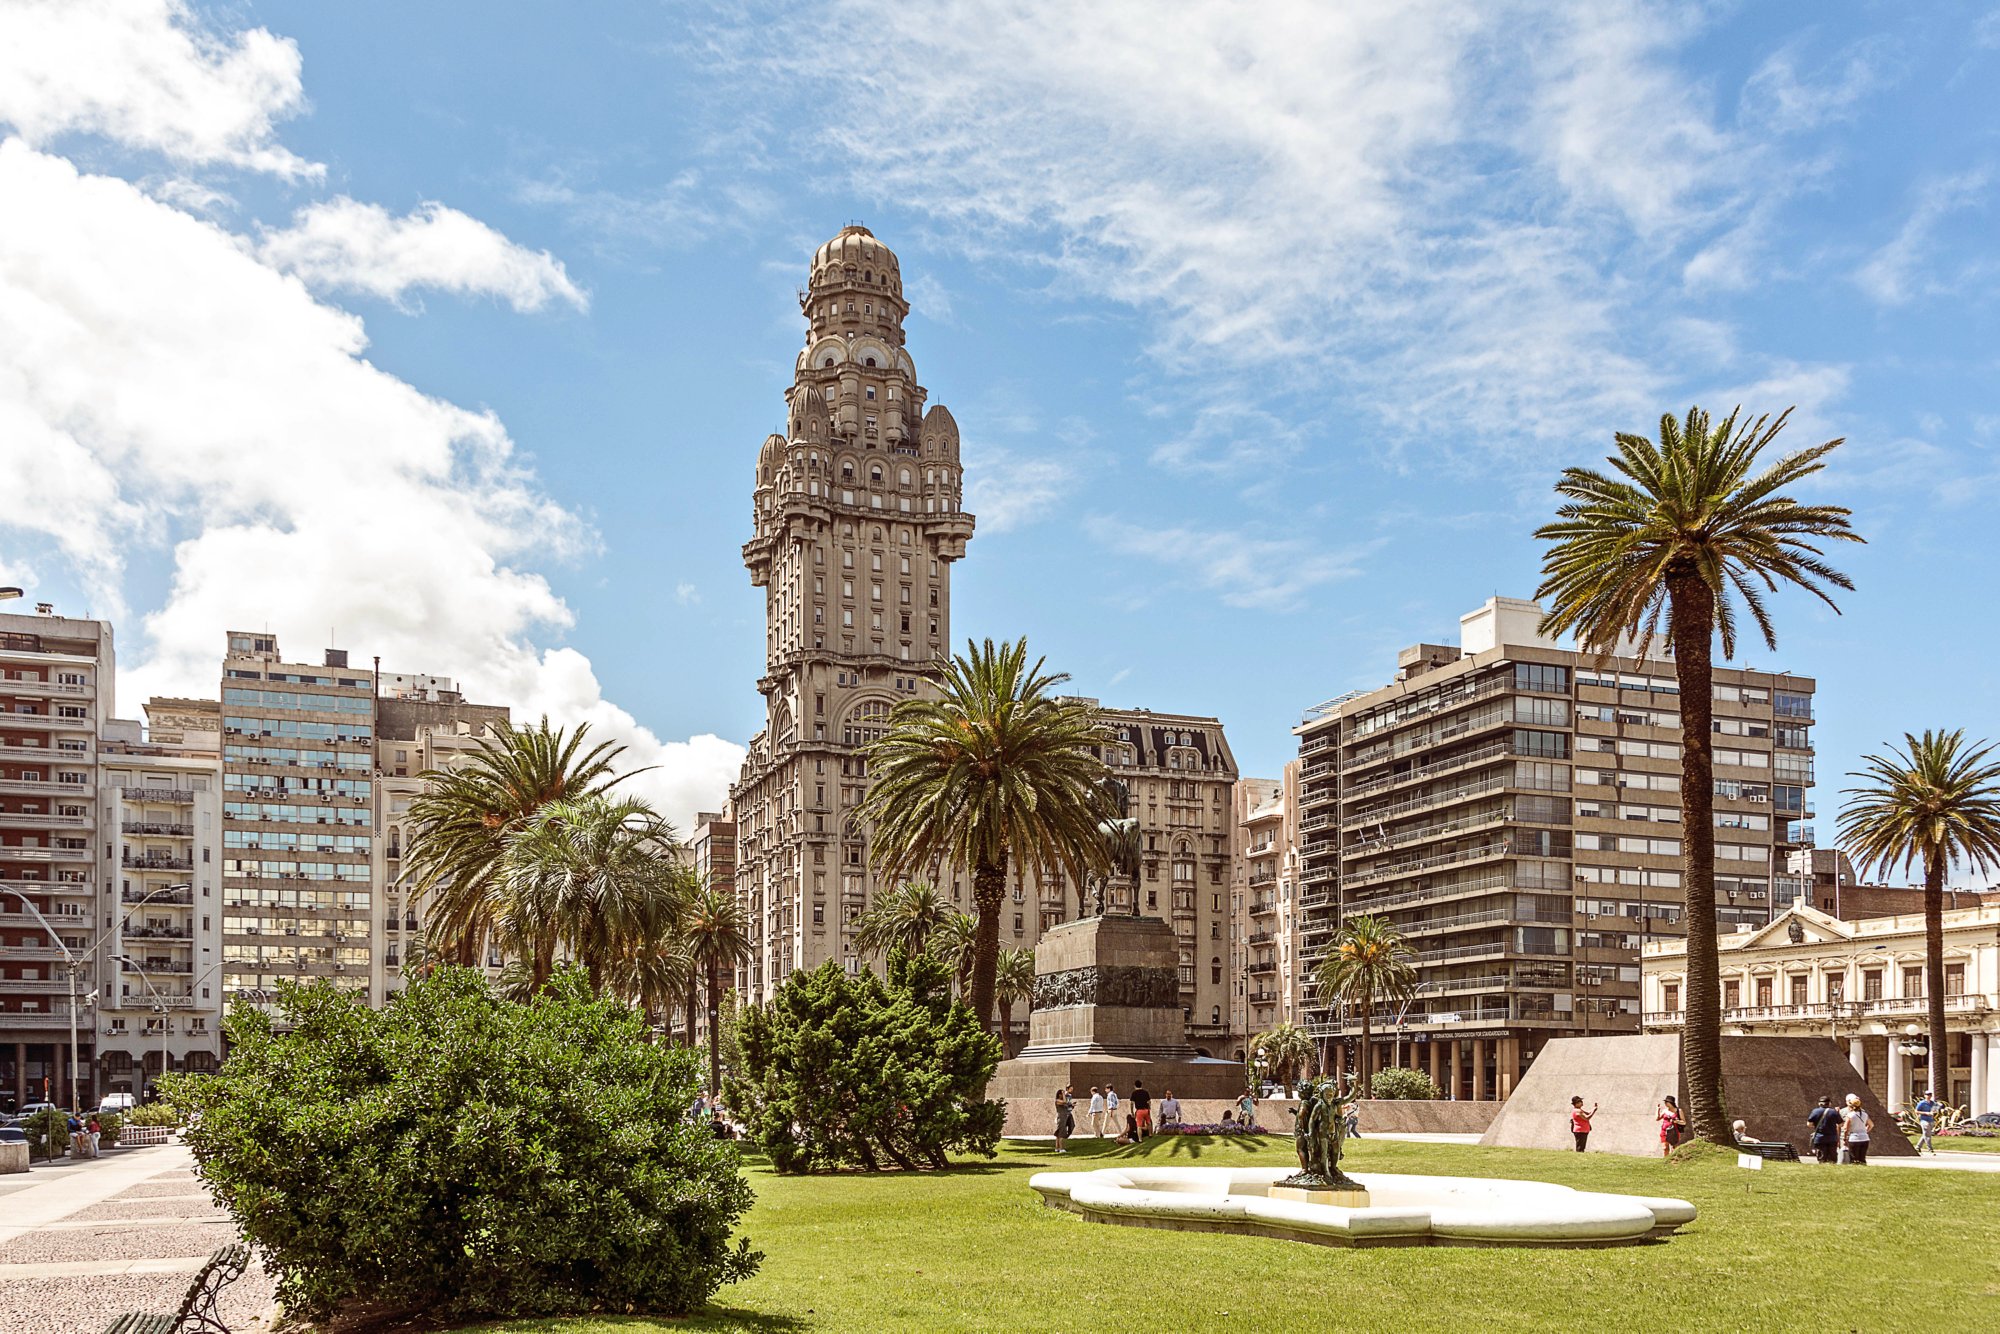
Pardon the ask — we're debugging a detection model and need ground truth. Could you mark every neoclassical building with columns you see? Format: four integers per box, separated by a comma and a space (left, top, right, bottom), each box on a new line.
1642, 901, 2000, 1115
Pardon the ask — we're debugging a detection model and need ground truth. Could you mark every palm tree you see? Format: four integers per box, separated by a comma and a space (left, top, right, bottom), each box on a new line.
681, 880, 752, 1098
1252, 1021, 1317, 1088
929, 910, 979, 996
402, 717, 628, 965
492, 793, 686, 993
1312, 915, 1416, 1093
995, 946, 1037, 1057
1839, 731, 2000, 1097
606, 933, 697, 1032
1534, 405, 1861, 1144
853, 880, 949, 959
860, 637, 1112, 1029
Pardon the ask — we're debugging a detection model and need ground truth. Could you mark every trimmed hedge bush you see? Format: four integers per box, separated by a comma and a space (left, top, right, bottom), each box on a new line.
1369, 1067, 1443, 1100
168, 966, 759, 1325
729, 950, 1003, 1173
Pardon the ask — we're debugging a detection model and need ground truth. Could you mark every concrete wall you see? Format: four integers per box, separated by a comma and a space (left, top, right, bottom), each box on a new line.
1479, 1034, 1912, 1158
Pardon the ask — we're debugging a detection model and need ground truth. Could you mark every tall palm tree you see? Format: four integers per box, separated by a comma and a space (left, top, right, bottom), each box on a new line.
1534, 405, 1861, 1145
492, 793, 686, 993
852, 880, 949, 959
929, 910, 979, 996
1252, 1021, 1317, 1088
995, 946, 1037, 1057
860, 637, 1112, 1028
681, 880, 752, 1098
1839, 731, 2000, 1097
402, 717, 628, 965
606, 933, 698, 1032
1312, 915, 1416, 1093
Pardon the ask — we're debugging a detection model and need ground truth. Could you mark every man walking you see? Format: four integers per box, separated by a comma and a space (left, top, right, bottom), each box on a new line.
1105, 1084, 1121, 1133
1914, 1089, 1940, 1155
1806, 1095, 1841, 1164
1087, 1085, 1107, 1138
1131, 1081, 1152, 1139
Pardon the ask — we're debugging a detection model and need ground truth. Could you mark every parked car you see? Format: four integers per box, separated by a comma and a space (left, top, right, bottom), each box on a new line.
99, 1093, 136, 1114
18, 1102, 59, 1120
0, 1127, 24, 1143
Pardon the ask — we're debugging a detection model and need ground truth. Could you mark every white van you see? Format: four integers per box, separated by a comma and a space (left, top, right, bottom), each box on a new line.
99, 1093, 137, 1113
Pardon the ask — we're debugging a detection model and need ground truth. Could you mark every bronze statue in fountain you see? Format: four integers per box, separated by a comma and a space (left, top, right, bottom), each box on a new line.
1280, 1072, 1366, 1193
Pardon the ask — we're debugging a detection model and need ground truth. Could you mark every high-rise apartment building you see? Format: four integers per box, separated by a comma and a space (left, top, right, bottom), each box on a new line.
1294, 596, 1815, 1101
218, 634, 379, 1003
98, 698, 224, 1096
731, 225, 974, 1001
1, 611, 112, 1109
1230, 766, 1303, 1054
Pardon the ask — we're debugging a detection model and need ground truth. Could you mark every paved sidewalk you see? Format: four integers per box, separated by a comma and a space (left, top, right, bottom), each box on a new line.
0, 1144, 276, 1333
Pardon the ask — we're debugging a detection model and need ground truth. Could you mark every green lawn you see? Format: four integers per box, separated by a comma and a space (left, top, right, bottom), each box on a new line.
1933, 1134, 2000, 1153
470, 1135, 1997, 1334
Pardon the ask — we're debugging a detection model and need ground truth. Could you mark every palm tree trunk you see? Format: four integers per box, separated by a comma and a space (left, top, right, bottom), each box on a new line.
1924, 851, 1949, 1103
1359, 990, 1373, 1095
707, 955, 723, 1099
970, 854, 1008, 1030
998, 998, 1014, 1057
1667, 568, 1728, 1145
684, 979, 697, 1048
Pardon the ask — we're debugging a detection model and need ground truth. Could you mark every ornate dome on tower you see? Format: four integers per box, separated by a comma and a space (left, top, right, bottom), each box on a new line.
810, 224, 900, 293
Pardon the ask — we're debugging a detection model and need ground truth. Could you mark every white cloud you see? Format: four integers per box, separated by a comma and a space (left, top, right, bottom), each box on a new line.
1854, 171, 1990, 305
1086, 516, 1370, 612
0, 3, 741, 827
257, 199, 588, 313
1741, 38, 1892, 134
0, 0, 317, 178
722, 4, 1822, 463
964, 446, 1072, 534
675, 581, 701, 605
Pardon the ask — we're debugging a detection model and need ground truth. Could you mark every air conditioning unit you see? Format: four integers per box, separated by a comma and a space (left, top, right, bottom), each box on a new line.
1747, 794, 1769, 803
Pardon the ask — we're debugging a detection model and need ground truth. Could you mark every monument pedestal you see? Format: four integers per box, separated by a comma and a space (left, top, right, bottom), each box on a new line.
989, 915, 1245, 1121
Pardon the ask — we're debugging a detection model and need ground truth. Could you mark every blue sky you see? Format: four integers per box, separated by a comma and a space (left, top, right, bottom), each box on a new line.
1, 2, 1998, 848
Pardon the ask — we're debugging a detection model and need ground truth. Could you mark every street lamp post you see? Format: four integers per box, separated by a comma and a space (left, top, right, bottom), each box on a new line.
3, 881, 190, 1111
1391, 982, 1429, 1072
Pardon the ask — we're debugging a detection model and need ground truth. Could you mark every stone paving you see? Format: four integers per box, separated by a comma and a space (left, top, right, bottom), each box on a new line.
0, 1143, 274, 1334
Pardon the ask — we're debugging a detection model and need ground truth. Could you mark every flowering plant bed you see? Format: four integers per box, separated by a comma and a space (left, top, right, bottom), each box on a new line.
1158, 1122, 1273, 1135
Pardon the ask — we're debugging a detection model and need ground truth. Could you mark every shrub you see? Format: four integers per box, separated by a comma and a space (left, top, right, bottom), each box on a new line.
167, 966, 759, 1326
22, 1107, 69, 1160
1369, 1067, 1442, 1100
94, 1110, 121, 1148
728, 950, 1003, 1172
123, 1102, 182, 1127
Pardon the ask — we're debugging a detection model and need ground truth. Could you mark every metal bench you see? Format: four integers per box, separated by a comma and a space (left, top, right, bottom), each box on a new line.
1738, 1139, 1801, 1163
101, 1242, 250, 1334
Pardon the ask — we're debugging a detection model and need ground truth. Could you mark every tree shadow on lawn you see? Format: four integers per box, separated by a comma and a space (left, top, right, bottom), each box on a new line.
1027, 1133, 1280, 1163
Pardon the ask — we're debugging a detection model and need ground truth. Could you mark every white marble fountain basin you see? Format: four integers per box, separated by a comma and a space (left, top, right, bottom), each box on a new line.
1029, 1166, 1695, 1248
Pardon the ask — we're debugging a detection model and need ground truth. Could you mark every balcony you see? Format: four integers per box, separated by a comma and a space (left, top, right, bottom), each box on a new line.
1342, 739, 1513, 801
0, 777, 90, 797
0, 1009, 92, 1029
118, 786, 195, 804
123, 886, 192, 905
0, 811, 92, 829
1248, 959, 1278, 975
122, 820, 194, 837
0, 678, 91, 699
1343, 804, 1506, 859
1249, 896, 1278, 917
123, 925, 193, 940
122, 854, 193, 871
1341, 840, 1510, 890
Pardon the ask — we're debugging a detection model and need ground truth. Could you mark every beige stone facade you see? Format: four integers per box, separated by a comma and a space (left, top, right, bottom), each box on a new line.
730, 226, 974, 1000
1294, 595, 1816, 1101
1644, 902, 2000, 1116
1229, 772, 1291, 1055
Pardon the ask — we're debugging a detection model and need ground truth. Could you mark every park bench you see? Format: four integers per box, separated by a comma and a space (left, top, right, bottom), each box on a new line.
1737, 1139, 1801, 1163
100, 1242, 250, 1334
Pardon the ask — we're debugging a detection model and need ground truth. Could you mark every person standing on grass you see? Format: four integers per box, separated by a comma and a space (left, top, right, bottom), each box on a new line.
1840, 1093, 1873, 1165
1569, 1095, 1598, 1152
1105, 1084, 1120, 1131
1237, 1088, 1257, 1129
1656, 1095, 1685, 1157
1053, 1086, 1075, 1154
1806, 1095, 1841, 1164
1131, 1081, 1152, 1138
1914, 1089, 1940, 1155
1087, 1085, 1107, 1138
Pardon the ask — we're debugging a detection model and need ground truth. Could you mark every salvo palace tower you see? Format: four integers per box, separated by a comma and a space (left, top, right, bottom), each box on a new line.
731, 226, 975, 1002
